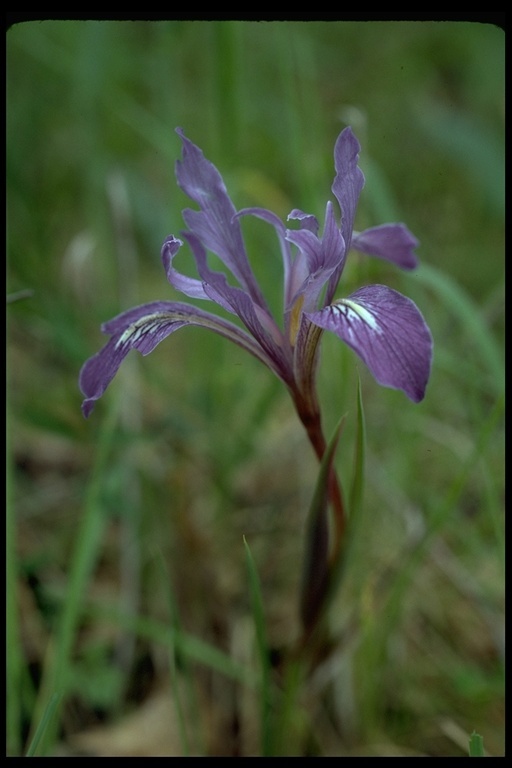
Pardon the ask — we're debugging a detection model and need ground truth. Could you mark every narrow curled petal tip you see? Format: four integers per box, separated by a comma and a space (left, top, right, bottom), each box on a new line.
81, 398, 96, 419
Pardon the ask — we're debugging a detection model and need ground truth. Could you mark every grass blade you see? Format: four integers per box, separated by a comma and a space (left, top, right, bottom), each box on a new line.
299, 415, 345, 632
243, 536, 273, 756
469, 730, 485, 757
415, 263, 504, 396
27, 401, 120, 754
157, 553, 198, 757
84, 601, 255, 686
349, 374, 366, 521
25, 693, 62, 757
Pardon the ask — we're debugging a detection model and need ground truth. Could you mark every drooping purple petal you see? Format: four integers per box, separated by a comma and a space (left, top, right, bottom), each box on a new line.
352, 224, 419, 270
307, 285, 433, 402
175, 129, 268, 310
326, 126, 366, 304
79, 300, 280, 417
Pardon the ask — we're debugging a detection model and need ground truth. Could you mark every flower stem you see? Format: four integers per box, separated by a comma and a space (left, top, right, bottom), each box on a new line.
292, 393, 348, 650
296, 401, 346, 564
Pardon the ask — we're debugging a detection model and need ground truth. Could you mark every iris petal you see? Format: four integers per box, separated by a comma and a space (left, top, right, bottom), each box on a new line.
161, 234, 210, 300
80, 301, 278, 417
327, 126, 366, 303
352, 224, 419, 270
175, 129, 268, 309
307, 284, 433, 402
285, 202, 346, 312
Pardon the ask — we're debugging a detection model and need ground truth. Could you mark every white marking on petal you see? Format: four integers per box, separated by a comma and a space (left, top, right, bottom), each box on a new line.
115, 312, 171, 349
334, 299, 383, 334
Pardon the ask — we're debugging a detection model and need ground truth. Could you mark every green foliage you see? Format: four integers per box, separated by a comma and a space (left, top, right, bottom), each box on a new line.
469, 731, 485, 757
7, 19, 504, 756
243, 537, 274, 756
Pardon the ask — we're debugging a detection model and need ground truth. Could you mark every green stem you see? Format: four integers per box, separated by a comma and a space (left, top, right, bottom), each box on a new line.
296, 401, 346, 563
293, 397, 347, 652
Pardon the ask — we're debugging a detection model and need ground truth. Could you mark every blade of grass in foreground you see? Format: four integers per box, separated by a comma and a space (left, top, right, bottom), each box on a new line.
157, 553, 202, 757
300, 415, 345, 634
26, 400, 121, 755
469, 730, 485, 757
349, 374, 367, 528
415, 263, 504, 397
322, 379, 367, 617
83, 601, 256, 687
24, 693, 62, 758
358, 391, 504, 732
244, 536, 274, 757
398, 391, 504, 593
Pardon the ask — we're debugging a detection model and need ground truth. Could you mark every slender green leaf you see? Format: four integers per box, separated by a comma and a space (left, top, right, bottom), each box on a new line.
25, 693, 61, 757
326, 381, 366, 611
299, 415, 345, 631
157, 554, 194, 757
271, 656, 305, 757
84, 601, 256, 687
349, 374, 366, 520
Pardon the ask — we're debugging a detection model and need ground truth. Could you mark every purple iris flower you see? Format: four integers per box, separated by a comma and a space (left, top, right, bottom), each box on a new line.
80, 127, 432, 423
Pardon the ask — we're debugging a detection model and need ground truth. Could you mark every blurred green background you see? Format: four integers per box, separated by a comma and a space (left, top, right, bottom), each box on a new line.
7, 20, 504, 756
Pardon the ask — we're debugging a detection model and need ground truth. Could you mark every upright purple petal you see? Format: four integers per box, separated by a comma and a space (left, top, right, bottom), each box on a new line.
286, 203, 343, 275
175, 129, 268, 310
352, 224, 419, 270
307, 285, 433, 402
285, 202, 345, 312
331, 127, 365, 252
326, 127, 366, 303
